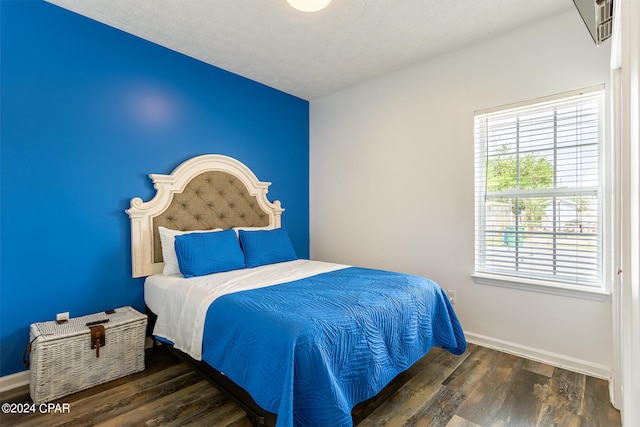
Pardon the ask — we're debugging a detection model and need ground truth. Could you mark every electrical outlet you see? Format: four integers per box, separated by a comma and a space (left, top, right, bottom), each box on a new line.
56, 312, 69, 323
447, 290, 456, 305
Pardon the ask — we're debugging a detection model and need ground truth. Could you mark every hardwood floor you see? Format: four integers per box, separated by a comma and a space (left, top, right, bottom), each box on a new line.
0, 343, 620, 427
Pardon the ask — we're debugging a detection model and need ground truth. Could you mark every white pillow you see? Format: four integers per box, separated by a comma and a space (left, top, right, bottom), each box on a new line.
158, 226, 222, 275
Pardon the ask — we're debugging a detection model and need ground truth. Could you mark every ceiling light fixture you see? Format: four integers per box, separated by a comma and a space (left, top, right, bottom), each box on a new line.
287, 0, 331, 12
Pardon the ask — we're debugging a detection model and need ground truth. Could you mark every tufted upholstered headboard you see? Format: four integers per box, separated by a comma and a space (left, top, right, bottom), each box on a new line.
126, 154, 283, 277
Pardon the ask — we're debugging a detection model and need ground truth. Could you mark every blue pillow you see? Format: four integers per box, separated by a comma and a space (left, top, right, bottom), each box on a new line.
174, 229, 245, 277
238, 228, 297, 268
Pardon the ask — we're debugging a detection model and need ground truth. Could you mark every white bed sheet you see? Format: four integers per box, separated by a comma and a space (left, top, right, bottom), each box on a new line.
144, 259, 349, 360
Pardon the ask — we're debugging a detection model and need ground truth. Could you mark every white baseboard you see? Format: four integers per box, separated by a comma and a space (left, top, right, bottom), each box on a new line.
465, 331, 612, 380
0, 370, 29, 394
0, 334, 611, 394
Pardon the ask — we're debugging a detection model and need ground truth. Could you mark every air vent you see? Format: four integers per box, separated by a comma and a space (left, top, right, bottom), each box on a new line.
596, 0, 613, 44
573, 0, 614, 46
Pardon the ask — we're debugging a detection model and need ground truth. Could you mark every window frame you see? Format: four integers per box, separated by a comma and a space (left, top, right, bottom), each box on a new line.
472, 86, 610, 301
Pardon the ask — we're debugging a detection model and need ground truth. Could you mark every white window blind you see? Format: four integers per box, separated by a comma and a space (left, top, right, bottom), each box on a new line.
474, 87, 604, 288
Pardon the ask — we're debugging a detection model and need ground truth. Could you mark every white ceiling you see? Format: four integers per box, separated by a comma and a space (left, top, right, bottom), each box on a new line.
45, 0, 574, 100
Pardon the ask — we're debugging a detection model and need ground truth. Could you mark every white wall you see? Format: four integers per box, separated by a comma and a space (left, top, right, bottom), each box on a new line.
310, 10, 613, 377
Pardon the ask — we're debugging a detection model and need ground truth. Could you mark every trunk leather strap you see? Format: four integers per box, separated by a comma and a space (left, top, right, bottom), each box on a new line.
89, 325, 106, 357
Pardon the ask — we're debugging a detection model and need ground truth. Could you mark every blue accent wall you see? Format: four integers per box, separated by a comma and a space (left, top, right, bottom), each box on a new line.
0, 1, 309, 376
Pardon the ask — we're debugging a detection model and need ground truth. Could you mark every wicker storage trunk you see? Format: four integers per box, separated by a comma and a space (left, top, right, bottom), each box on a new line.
29, 306, 147, 404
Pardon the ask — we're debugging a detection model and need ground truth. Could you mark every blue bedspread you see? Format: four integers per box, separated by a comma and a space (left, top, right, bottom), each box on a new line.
202, 267, 466, 427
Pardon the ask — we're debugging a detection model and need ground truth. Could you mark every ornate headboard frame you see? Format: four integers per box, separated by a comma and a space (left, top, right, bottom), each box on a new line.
126, 154, 284, 277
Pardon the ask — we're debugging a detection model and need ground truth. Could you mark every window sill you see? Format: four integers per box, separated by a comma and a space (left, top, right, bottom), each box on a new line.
471, 272, 610, 301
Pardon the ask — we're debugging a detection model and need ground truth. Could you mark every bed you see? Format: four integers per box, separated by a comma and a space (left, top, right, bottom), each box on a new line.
126, 154, 466, 427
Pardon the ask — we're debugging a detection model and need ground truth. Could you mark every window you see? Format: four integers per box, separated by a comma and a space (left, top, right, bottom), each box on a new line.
474, 87, 605, 293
